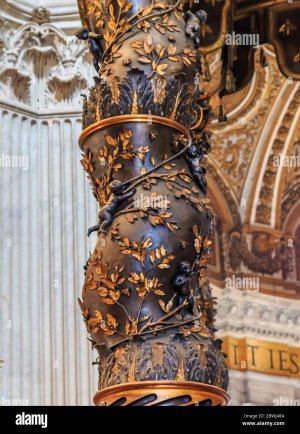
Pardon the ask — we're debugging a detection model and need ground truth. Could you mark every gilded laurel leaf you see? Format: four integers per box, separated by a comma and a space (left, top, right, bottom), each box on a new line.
143, 237, 152, 248
132, 251, 142, 261
131, 40, 143, 49
166, 222, 178, 232
105, 135, 118, 146
168, 56, 179, 62
101, 298, 115, 305
142, 5, 153, 16
135, 48, 145, 57
111, 43, 122, 54
121, 249, 132, 255
160, 212, 173, 218
101, 278, 115, 290
155, 44, 164, 57
166, 295, 175, 312
138, 56, 152, 64
123, 237, 129, 247
125, 319, 138, 336
107, 313, 118, 329
110, 273, 117, 283
160, 245, 166, 256
150, 250, 156, 264
124, 1, 133, 12
154, 23, 166, 34
117, 0, 126, 8
109, 289, 120, 301
144, 35, 153, 53
159, 299, 167, 313
167, 44, 176, 55
179, 174, 191, 183
98, 287, 108, 297
128, 272, 139, 283
108, 3, 114, 17
182, 56, 191, 66
158, 263, 170, 269
94, 310, 103, 322
100, 323, 115, 336
113, 163, 122, 171
156, 64, 168, 75
122, 288, 130, 296
138, 20, 151, 33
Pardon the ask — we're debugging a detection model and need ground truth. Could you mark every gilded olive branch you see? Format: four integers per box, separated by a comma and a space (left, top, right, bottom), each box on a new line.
123, 171, 198, 196
165, 177, 195, 192
104, 293, 132, 322
106, 311, 202, 350
136, 292, 151, 324
122, 137, 191, 192
107, 138, 120, 182
115, 207, 165, 219
138, 299, 188, 334
144, 257, 166, 275
138, 313, 202, 337
110, 327, 128, 339
102, 0, 182, 64
114, 299, 131, 319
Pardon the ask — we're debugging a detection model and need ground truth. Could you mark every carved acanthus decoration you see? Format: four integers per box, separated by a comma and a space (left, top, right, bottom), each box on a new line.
97, 333, 228, 391
282, 188, 300, 227
210, 51, 284, 199
205, 159, 241, 227
255, 87, 300, 225
82, 70, 203, 130
0, 16, 92, 111
281, 136, 300, 225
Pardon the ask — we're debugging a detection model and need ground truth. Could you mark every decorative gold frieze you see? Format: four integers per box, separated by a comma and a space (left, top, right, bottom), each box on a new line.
223, 337, 300, 378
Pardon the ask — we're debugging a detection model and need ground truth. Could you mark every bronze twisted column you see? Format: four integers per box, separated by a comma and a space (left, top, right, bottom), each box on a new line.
76, 0, 229, 406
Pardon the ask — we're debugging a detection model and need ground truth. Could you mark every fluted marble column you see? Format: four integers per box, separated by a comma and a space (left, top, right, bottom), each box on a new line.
0, 10, 103, 405
0, 109, 100, 405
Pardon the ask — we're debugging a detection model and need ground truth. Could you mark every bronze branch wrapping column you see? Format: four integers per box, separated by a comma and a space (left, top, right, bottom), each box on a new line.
76, 0, 229, 406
